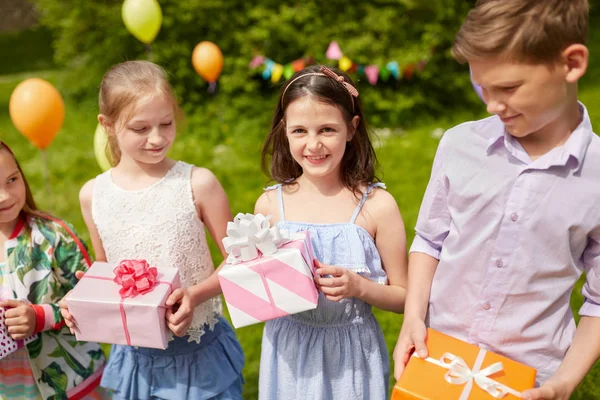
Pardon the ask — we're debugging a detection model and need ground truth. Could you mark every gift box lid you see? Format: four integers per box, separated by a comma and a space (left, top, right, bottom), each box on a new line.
67, 261, 180, 307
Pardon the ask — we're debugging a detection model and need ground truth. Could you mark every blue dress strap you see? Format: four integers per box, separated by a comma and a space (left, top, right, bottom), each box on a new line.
263, 183, 285, 221
349, 182, 387, 223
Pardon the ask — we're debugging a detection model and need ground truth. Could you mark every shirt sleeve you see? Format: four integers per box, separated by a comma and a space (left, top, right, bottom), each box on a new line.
409, 134, 452, 260
579, 226, 600, 317
41, 221, 92, 332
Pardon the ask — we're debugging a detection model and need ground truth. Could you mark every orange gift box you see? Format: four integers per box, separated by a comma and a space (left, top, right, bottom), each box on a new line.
392, 329, 536, 400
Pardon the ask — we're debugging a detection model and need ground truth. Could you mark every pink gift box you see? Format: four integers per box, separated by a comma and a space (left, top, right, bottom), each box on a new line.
218, 230, 318, 328
66, 261, 180, 349
0, 307, 37, 359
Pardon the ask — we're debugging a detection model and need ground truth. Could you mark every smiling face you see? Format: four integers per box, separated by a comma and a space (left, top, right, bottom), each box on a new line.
470, 57, 573, 139
285, 96, 357, 181
0, 149, 26, 229
107, 93, 176, 165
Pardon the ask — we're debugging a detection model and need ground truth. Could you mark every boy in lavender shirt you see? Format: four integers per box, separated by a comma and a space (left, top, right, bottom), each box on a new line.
394, 1, 600, 399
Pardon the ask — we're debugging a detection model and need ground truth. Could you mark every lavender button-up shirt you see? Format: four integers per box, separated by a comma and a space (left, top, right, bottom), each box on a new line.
411, 104, 600, 384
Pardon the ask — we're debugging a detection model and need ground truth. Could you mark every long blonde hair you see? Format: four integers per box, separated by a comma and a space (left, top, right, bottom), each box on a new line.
98, 61, 183, 166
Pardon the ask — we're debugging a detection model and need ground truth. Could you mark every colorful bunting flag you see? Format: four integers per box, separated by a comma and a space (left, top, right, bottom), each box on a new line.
249, 56, 265, 68
386, 61, 400, 79
249, 42, 430, 86
271, 63, 284, 83
283, 64, 294, 79
292, 59, 306, 72
364, 65, 379, 85
326, 41, 343, 60
339, 56, 352, 72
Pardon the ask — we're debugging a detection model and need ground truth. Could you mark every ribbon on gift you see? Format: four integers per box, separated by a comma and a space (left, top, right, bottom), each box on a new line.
81, 260, 174, 346
418, 350, 523, 399
222, 213, 291, 264
113, 260, 159, 299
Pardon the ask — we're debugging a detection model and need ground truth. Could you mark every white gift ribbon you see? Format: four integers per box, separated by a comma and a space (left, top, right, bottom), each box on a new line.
222, 213, 291, 264
418, 349, 523, 399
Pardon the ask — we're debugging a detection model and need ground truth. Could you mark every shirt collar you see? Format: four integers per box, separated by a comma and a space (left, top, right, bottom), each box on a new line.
482, 102, 593, 173
562, 102, 593, 173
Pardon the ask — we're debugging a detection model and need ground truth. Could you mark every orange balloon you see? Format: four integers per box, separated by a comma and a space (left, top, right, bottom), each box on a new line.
9, 78, 65, 149
192, 41, 224, 83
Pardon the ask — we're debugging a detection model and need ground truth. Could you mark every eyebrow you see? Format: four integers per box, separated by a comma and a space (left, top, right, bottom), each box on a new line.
129, 113, 174, 124
287, 122, 343, 129
476, 80, 523, 88
6, 169, 19, 178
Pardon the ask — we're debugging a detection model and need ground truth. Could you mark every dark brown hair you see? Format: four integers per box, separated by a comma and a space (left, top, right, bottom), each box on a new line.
261, 65, 379, 195
0, 141, 48, 220
453, 0, 588, 64
99, 61, 184, 166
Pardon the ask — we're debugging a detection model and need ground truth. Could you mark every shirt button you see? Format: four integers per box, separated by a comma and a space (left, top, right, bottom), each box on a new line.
510, 213, 519, 221
483, 302, 491, 310
496, 259, 504, 268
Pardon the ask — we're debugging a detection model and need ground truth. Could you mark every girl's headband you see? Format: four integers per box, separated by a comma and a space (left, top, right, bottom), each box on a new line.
281, 66, 359, 111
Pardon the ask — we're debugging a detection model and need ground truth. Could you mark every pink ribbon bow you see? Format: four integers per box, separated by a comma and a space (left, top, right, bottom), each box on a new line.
319, 66, 359, 98
113, 260, 158, 299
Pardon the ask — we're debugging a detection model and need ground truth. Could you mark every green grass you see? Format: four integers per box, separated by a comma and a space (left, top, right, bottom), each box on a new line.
2, 29, 600, 399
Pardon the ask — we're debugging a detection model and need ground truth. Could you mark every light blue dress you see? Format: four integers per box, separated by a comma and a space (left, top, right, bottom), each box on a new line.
259, 183, 390, 400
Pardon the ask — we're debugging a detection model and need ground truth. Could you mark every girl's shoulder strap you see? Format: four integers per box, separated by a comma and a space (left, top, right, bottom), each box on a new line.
349, 182, 387, 223
263, 183, 281, 191
262, 183, 285, 221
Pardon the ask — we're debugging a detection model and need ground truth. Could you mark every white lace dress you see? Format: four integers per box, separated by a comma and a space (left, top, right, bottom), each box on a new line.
92, 161, 244, 400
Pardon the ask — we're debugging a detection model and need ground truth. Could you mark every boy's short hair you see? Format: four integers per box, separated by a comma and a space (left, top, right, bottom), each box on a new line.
452, 0, 589, 64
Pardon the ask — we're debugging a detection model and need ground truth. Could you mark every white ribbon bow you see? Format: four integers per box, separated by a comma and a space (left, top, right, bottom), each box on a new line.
222, 213, 290, 264
421, 352, 523, 399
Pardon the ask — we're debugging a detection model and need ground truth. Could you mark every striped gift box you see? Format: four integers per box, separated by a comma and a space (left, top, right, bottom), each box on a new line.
219, 230, 318, 328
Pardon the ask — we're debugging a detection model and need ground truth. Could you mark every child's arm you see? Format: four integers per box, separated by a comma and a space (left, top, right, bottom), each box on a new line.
392, 252, 439, 379
393, 134, 452, 380
523, 230, 600, 400
59, 179, 106, 333
4, 217, 94, 338
522, 316, 600, 400
79, 179, 107, 262
165, 167, 232, 336
314, 189, 408, 313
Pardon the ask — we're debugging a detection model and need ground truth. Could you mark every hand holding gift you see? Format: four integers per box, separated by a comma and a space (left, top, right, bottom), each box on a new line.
314, 260, 365, 302
0, 302, 38, 359
393, 317, 429, 380
165, 287, 195, 337
0, 299, 36, 340
521, 378, 571, 400
59, 270, 85, 334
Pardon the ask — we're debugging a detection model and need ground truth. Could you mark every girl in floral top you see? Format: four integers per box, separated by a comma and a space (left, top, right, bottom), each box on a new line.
0, 141, 108, 399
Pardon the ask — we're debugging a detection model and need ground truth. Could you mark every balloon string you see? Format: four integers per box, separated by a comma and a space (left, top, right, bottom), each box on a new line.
208, 81, 217, 94
145, 44, 153, 62
40, 149, 53, 212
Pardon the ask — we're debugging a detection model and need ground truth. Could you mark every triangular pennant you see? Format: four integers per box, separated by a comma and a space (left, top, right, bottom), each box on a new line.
339, 56, 352, 72
364, 65, 379, 85
271, 64, 284, 83
326, 41, 343, 60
